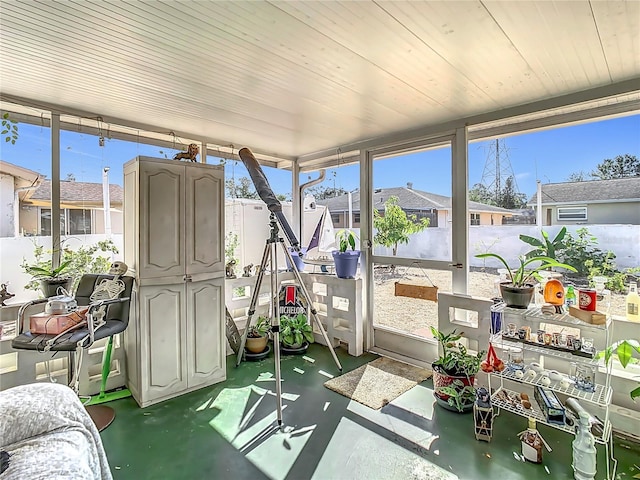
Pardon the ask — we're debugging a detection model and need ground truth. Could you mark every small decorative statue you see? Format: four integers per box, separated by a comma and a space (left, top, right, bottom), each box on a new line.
173, 143, 199, 162
242, 264, 254, 277
225, 259, 237, 279
0, 283, 15, 306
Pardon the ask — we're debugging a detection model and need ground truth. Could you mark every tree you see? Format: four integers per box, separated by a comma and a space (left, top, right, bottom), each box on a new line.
373, 196, 430, 256
470, 176, 525, 209
497, 176, 527, 209
590, 154, 639, 180
225, 177, 259, 199
566, 171, 587, 182
469, 183, 495, 205
306, 185, 347, 200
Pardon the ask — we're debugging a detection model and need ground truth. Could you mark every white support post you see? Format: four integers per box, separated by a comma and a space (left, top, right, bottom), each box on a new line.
51, 113, 61, 269
451, 126, 469, 295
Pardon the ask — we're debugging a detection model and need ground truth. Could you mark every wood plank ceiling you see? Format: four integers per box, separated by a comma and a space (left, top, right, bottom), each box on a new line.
1, 1, 638, 160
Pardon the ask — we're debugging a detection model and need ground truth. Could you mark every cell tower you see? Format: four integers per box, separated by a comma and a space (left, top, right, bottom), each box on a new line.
479, 139, 521, 205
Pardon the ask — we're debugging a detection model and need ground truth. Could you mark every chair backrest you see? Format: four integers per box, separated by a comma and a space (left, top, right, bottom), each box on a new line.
74, 274, 134, 327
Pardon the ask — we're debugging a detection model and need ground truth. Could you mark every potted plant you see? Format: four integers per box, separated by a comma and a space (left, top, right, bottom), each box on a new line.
23, 261, 73, 298
245, 316, 271, 354
430, 327, 485, 413
280, 313, 314, 353
597, 339, 639, 401
21, 240, 119, 297
475, 252, 577, 308
332, 229, 360, 279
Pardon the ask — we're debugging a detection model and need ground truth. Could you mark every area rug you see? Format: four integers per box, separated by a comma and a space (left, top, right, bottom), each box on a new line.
324, 357, 432, 410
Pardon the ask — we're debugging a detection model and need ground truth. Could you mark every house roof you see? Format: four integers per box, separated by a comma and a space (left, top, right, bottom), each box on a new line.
0, 160, 43, 184
320, 186, 515, 215
27, 180, 124, 206
1, 2, 638, 161
527, 177, 640, 205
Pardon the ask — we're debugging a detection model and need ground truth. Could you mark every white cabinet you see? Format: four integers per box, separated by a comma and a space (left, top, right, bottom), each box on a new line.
124, 157, 225, 408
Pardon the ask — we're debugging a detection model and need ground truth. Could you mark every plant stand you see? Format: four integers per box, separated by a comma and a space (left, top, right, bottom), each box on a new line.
473, 404, 493, 442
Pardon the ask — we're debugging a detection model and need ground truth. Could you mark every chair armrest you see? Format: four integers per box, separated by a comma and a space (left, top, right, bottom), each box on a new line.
17, 299, 48, 334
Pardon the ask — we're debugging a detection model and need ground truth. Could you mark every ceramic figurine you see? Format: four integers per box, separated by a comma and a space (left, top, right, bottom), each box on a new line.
225, 260, 237, 279
0, 283, 15, 306
173, 143, 199, 162
242, 264, 254, 277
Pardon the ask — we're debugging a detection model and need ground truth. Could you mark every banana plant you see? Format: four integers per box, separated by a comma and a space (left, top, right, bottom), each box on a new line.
519, 227, 567, 262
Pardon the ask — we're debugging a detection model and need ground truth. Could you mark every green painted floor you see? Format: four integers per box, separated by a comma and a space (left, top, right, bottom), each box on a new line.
101, 344, 639, 480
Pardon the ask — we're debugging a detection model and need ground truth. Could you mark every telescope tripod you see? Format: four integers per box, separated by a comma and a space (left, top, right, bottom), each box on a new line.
236, 214, 343, 426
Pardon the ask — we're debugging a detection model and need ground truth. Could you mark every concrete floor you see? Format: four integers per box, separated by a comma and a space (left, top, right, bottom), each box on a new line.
101, 344, 639, 479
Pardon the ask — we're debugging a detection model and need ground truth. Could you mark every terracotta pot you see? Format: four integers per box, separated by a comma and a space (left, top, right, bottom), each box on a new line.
245, 335, 268, 354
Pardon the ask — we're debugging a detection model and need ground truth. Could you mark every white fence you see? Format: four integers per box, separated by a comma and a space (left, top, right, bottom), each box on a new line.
375, 224, 640, 270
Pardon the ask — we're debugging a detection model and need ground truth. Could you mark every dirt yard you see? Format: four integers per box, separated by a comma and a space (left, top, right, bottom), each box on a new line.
373, 266, 626, 337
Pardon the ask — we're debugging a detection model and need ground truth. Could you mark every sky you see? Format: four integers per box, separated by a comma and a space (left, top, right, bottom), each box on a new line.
1, 114, 638, 200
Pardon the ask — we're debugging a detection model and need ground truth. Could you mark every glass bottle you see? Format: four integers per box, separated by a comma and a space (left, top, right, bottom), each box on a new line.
565, 285, 576, 308
626, 282, 640, 322
592, 276, 610, 315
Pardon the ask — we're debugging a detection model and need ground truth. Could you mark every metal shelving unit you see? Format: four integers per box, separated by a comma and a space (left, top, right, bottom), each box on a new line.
488, 306, 616, 479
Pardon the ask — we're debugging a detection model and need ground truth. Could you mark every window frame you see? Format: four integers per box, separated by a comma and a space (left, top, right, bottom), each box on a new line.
557, 206, 588, 221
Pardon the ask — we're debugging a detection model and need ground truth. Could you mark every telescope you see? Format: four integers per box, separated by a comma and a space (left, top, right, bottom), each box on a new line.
238, 147, 301, 254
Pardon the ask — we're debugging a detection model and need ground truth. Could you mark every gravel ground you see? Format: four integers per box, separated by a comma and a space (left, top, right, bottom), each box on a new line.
373, 266, 626, 337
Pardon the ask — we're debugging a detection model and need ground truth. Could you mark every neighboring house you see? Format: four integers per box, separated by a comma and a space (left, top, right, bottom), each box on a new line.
319, 184, 515, 228
527, 177, 640, 226
20, 179, 124, 236
0, 161, 44, 237
0, 160, 124, 237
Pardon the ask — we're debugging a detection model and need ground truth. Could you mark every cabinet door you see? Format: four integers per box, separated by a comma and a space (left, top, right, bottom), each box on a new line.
186, 277, 226, 388
139, 161, 185, 280
139, 284, 187, 401
185, 165, 224, 276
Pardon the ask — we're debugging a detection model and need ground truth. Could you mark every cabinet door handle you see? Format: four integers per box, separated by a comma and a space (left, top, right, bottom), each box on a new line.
184, 275, 192, 282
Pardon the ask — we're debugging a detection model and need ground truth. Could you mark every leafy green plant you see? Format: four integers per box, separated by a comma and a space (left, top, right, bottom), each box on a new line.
280, 313, 314, 347
373, 196, 429, 256
335, 229, 358, 253
1, 112, 19, 145
248, 316, 271, 338
225, 232, 239, 265
559, 227, 616, 277
519, 227, 567, 262
430, 327, 484, 377
437, 380, 477, 413
23, 260, 72, 280
475, 253, 577, 288
21, 239, 119, 293
597, 339, 640, 400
